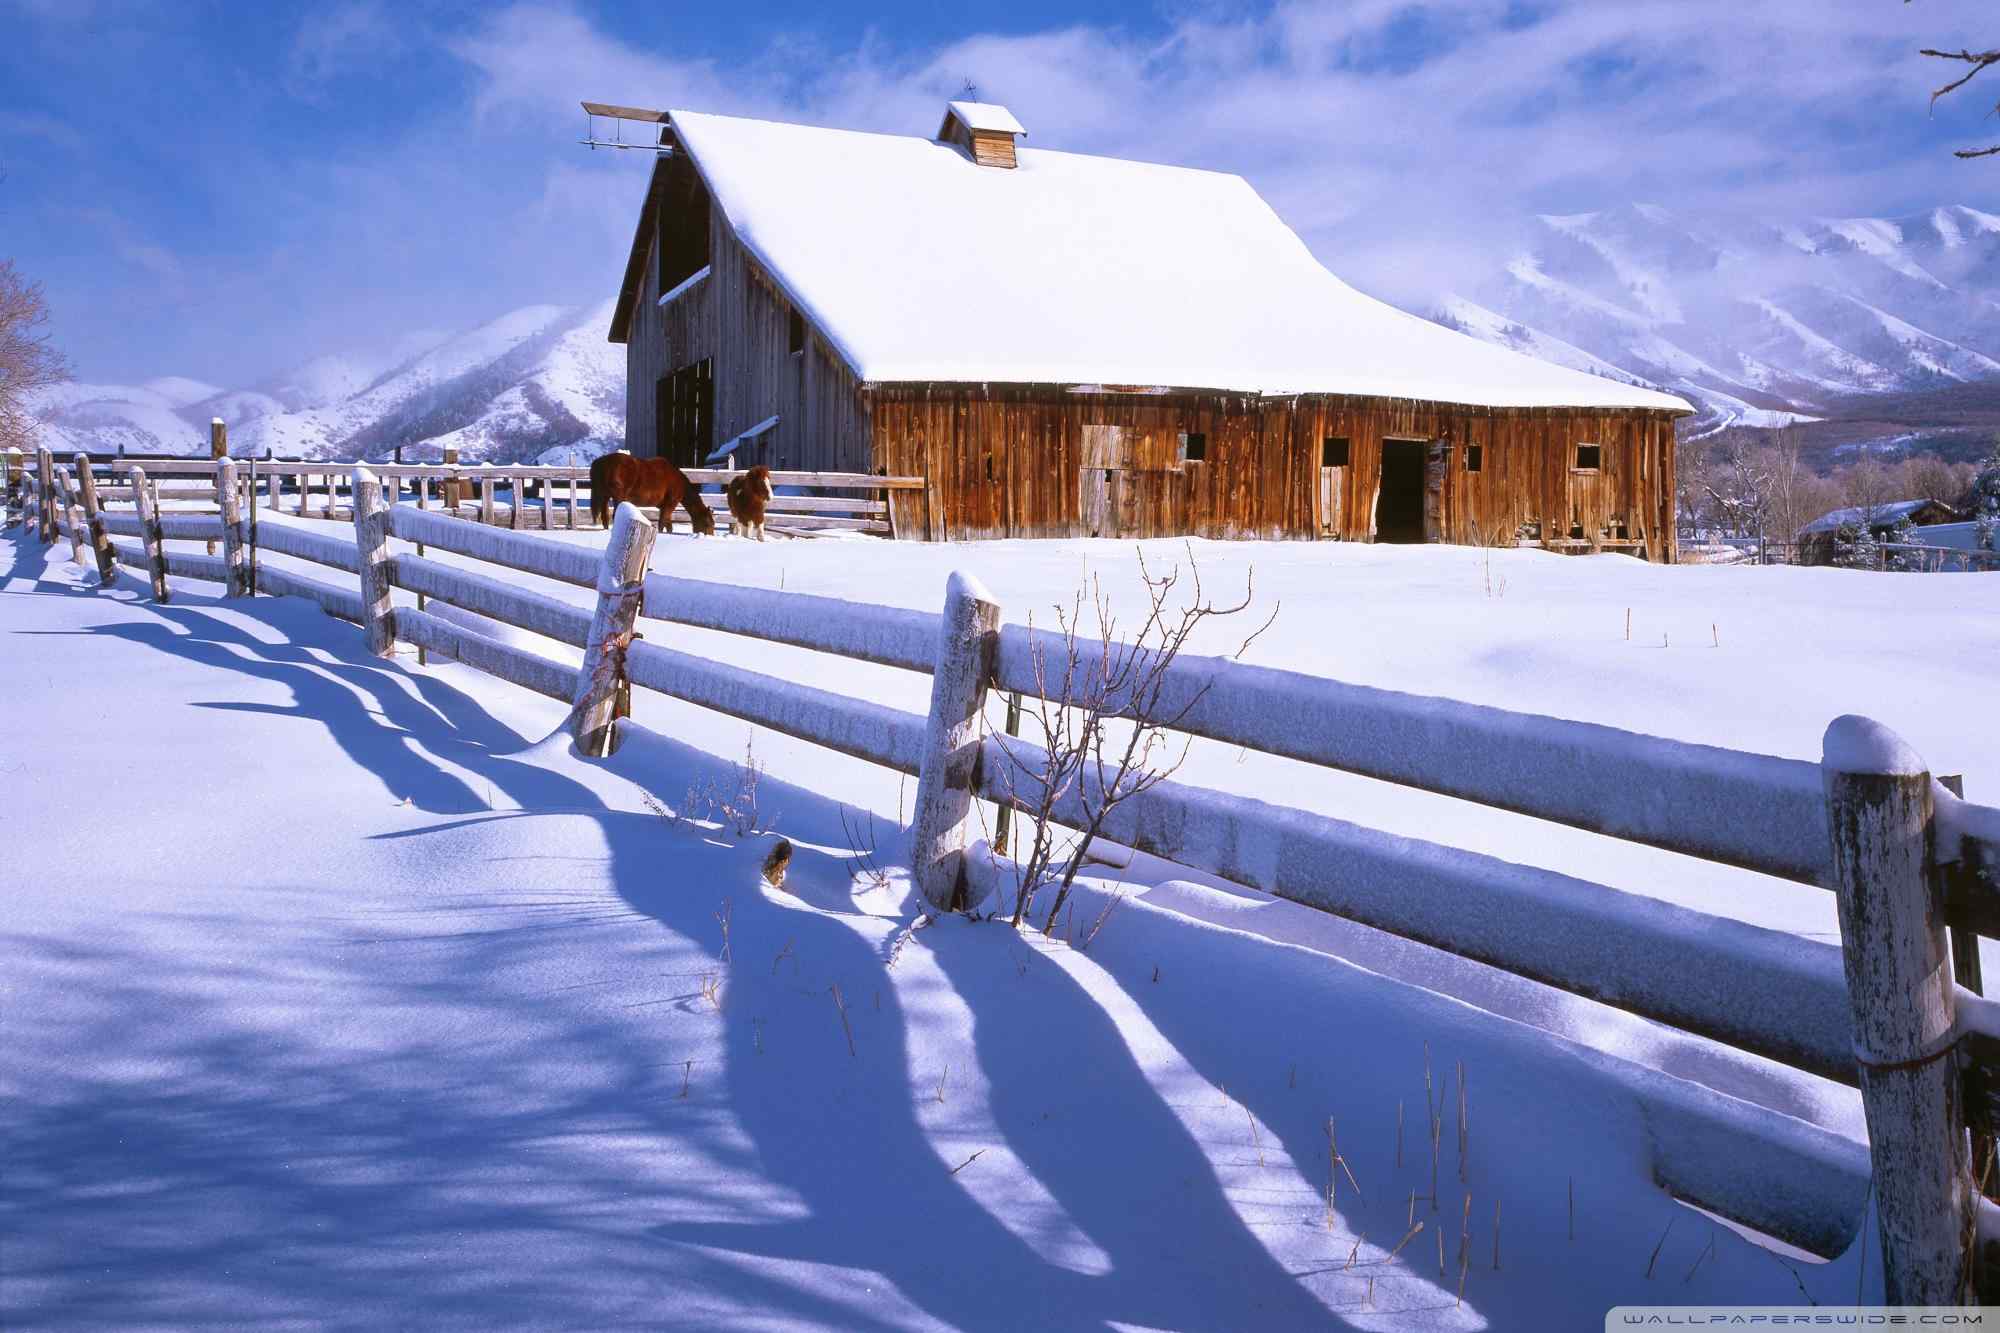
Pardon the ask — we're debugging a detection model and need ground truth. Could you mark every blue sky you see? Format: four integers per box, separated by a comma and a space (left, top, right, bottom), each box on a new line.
2, 0, 1993, 387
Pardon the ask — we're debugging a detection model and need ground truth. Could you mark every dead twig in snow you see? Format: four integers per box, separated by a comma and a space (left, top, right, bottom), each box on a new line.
829, 984, 856, 1057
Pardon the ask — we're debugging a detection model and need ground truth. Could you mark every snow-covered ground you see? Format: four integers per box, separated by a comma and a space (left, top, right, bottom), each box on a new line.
6, 523, 1995, 1326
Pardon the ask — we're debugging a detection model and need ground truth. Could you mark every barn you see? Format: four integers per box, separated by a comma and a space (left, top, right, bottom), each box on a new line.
605, 101, 1693, 557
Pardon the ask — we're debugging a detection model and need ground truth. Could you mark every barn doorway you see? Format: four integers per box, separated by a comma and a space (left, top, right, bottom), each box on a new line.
655, 359, 713, 469
1375, 438, 1430, 543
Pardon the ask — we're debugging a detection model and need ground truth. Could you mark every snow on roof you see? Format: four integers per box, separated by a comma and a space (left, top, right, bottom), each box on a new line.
1797, 499, 1948, 536
945, 100, 1026, 136
665, 110, 1693, 413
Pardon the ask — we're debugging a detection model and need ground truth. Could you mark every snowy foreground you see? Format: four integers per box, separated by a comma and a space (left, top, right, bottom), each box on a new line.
5, 527, 1996, 1327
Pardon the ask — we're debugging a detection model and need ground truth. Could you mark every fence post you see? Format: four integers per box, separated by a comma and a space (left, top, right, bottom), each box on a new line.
911, 571, 1001, 911
206, 418, 227, 555
480, 465, 495, 527
444, 444, 461, 511
217, 458, 247, 597
75, 454, 115, 583
569, 501, 656, 757
53, 463, 86, 568
1823, 714, 1973, 1306
352, 467, 394, 657
130, 467, 169, 602
37, 447, 58, 542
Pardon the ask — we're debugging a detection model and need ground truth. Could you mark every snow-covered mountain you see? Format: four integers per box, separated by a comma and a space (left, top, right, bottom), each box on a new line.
1438, 203, 2000, 433
32, 301, 622, 464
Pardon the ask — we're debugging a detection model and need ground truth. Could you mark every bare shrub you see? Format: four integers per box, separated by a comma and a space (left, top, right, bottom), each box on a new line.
719, 736, 775, 837
839, 804, 889, 889
990, 546, 1275, 935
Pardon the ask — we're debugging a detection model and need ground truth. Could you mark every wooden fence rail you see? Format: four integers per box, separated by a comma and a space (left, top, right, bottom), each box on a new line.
48, 452, 925, 539
13, 456, 2000, 1294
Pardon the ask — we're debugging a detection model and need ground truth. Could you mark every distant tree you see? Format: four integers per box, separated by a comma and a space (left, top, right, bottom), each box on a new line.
1839, 457, 1900, 528
1970, 437, 2000, 551
1912, 9, 2000, 159
1895, 453, 1976, 509
1675, 429, 1720, 536
0, 259, 69, 454
1704, 433, 1773, 544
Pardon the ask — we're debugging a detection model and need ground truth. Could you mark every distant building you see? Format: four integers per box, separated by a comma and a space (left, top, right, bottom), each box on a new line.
607, 102, 1693, 553
1795, 498, 1958, 566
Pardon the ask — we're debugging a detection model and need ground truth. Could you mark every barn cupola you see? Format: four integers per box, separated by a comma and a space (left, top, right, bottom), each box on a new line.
938, 100, 1025, 169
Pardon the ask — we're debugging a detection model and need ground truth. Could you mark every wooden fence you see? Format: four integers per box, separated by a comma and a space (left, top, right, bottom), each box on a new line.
10, 446, 2000, 1301
3, 447, 925, 539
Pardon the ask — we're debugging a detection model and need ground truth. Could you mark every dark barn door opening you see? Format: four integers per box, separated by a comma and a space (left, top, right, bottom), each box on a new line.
655, 359, 714, 469
1375, 438, 1429, 543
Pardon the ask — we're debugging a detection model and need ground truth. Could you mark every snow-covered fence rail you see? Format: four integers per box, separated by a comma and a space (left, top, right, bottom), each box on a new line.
148, 458, 924, 537
18, 464, 2000, 1289
38, 453, 927, 539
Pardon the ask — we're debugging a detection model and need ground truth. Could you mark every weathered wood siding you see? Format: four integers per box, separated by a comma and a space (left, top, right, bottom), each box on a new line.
869, 385, 1678, 559
620, 153, 870, 473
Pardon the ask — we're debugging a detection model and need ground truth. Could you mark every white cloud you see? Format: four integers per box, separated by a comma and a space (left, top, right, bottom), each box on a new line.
23, 0, 1997, 385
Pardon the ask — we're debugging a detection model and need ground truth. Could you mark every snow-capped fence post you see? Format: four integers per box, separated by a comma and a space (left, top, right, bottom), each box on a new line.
129, 467, 170, 602
74, 454, 116, 583
37, 447, 58, 542
480, 465, 495, 527
53, 464, 86, 568
1822, 715, 1972, 1306
352, 468, 395, 657
911, 571, 1002, 911
216, 458, 247, 597
15, 451, 37, 534
569, 501, 656, 758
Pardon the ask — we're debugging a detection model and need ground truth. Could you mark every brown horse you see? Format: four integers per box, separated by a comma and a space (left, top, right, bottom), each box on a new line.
589, 452, 715, 535
726, 466, 774, 542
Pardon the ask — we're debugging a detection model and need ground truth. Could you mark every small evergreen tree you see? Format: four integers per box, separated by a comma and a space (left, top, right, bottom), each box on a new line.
1832, 521, 1880, 570
1971, 438, 2000, 552
1884, 515, 1922, 572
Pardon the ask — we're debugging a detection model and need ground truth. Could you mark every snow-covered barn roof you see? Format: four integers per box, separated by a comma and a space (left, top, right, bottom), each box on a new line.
1798, 499, 1956, 536
643, 109, 1693, 413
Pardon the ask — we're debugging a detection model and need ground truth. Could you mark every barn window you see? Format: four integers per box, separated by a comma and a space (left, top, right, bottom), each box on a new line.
789, 307, 806, 355
1178, 432, 1207, 464
1322, 437, 1350, 468
1465, 445, 1484, 474
1573, 444, 1602, 472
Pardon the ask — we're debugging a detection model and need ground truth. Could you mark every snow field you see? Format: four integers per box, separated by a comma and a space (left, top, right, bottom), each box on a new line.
1, 540, 1892, 1324
7, 506, 1992, 1320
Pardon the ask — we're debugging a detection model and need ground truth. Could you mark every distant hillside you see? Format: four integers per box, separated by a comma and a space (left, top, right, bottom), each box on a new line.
31, 301, 622, 465
1437, 202, 2000, 441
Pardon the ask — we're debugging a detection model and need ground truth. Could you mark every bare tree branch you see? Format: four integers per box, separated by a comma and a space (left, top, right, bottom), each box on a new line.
0, 259, 72, 454
1918, 47, 2000, 106
1907, 6, 2000, 159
